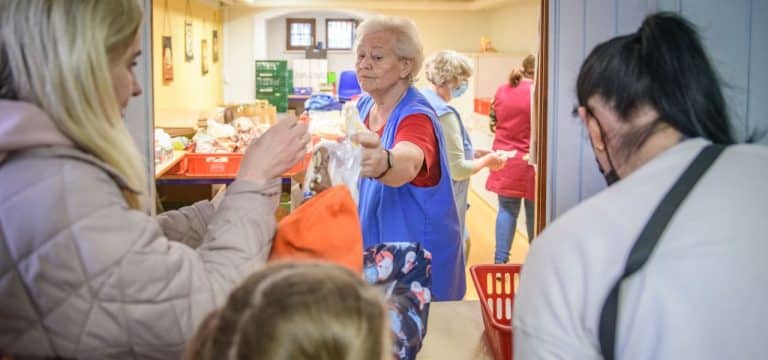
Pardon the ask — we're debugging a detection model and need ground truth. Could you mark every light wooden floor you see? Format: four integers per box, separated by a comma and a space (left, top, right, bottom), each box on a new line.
463, 189, 530, 300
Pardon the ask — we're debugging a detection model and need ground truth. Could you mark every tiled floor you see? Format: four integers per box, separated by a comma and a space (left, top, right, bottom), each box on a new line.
463, 189, 531, 300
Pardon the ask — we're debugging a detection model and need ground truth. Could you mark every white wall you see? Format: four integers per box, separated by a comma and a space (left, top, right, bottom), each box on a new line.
222, 7, 256, 103
545, 0, 768, 223
266, 11, 359, 77
487, 0, 541, 54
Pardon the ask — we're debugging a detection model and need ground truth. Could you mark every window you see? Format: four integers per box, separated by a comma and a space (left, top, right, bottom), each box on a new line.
326, 19, 358, 50
286, 18, 315, 50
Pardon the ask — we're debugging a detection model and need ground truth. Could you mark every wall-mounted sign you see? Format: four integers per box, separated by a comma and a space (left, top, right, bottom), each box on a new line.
201, 39, 209, 75
162, 36, 173, 81
212, 30, 219, 63
184, 0, 193, 62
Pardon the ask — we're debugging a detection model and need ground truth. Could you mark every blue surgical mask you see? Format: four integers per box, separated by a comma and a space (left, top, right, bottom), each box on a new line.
451, 81, 468, 99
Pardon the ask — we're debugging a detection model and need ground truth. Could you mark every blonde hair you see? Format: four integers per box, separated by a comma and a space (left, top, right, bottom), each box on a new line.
186, 261, 390, 360
354, 15, 424, 84
0, 0, 146, 209
425, 50, 473, 87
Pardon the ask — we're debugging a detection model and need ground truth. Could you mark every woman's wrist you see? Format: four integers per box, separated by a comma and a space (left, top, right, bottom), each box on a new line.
373, 149, 392, 179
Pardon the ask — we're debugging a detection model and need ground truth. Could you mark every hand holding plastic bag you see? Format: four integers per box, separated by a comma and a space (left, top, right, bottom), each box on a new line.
303, 102, 365, 203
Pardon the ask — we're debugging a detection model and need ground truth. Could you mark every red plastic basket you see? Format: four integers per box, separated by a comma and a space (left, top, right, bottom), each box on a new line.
470, 264, 522, 360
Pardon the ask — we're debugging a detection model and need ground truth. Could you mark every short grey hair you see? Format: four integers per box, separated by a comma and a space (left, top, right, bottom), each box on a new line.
424, 50, 473, 86
354, 15, 424, 83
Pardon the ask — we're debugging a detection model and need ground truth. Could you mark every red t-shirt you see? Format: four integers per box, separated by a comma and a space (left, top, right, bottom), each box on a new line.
366, 114, 440, 187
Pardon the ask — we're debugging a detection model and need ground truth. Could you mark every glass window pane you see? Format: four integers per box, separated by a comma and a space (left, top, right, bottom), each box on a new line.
290, 23, 312, 47
327, 20, 355, 49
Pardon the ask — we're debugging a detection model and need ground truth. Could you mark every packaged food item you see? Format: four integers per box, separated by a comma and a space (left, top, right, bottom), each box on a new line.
192, 131, 216, 153
154, 128, 173, 164
495, 149, 518, 160
308, 110, 344, 140
341, 101, 368, 135
170, 136, 189, 150
275, 178, 293, 221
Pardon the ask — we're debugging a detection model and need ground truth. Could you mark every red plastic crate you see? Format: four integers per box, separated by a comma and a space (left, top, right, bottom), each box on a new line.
470, 264, 522, 360
184, 153, 243, 177
282, 152, 311, 177
164, 158, 187, 175
182, 152, 311, 177
474, 97, 492, 115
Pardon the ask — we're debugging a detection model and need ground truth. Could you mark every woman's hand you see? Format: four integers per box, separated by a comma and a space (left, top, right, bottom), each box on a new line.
474, 148, 492, 159
237, 115, 310, 183
353, 132, 424, 186
484, 152, 506, 171
352, 132, 389, 178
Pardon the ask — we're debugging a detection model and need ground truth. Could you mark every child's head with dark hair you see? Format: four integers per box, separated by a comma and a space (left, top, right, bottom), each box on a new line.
185, 261, 390, 360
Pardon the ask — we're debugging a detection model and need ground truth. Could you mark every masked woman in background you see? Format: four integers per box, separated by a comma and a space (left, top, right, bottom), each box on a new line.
420, 50, 505, 258
0, 1, 308, 358
351, 16, 465, 301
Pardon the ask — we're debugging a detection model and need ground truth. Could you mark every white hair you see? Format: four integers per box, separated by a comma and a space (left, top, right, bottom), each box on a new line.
424, 50, 474, 86
354, 15, 424, 83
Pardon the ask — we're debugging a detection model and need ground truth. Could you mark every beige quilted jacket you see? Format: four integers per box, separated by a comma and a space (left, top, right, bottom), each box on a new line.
0, 101, 279, 358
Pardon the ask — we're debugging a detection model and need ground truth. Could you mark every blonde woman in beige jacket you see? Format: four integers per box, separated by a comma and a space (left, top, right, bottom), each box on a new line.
0, 1, 309, 358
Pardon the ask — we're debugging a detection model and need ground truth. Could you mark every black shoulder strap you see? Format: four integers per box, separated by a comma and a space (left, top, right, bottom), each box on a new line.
598, 144, 726, 359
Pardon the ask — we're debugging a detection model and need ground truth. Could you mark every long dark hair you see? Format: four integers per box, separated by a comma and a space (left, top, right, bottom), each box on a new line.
576, 12, 733, 155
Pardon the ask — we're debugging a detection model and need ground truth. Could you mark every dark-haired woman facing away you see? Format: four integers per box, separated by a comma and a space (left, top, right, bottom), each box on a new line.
513, 13, 768, 359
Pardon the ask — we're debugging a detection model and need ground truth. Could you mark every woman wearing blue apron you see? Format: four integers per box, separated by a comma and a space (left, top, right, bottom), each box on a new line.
421, 50, 505, 257
351, 17, 465, 300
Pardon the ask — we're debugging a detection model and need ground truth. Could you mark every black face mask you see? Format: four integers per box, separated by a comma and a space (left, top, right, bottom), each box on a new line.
595, 153, 620, 186
590, 115, 620, 186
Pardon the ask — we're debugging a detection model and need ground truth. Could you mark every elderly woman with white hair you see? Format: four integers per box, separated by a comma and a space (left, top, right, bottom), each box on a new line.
351, 16, 465, 300
420, 50, 505, 256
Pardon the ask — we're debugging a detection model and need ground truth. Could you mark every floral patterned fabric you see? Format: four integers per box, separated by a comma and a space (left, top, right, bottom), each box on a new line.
364, 243, 432, 360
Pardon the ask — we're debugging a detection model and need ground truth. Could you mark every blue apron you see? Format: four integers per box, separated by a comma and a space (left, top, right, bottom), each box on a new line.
357, 87, 465, 301
420, 88, 474, 246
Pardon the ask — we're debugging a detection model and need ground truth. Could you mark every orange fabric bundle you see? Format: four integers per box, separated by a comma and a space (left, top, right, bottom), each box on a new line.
270, 185, 363, 274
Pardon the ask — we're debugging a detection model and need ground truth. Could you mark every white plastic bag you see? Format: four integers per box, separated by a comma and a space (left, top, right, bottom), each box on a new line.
303, 102, 365, 203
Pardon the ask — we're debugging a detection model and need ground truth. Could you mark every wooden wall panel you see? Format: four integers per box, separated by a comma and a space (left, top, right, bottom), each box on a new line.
681, 0, 752, 142
748, 0, 768, 143
546, 0, 650, 220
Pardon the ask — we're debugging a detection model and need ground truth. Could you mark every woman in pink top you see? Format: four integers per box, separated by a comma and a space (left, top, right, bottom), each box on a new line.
486, 55, 536, 264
